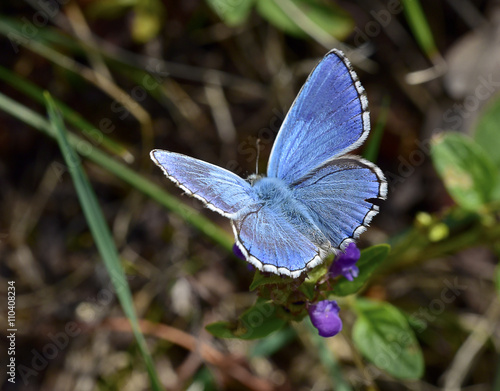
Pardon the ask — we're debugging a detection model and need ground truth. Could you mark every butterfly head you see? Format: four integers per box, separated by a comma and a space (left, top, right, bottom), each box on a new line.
246, 173, 265, 186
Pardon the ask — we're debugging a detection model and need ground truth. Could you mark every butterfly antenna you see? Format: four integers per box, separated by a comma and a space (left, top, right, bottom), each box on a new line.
255, 138, 261, 174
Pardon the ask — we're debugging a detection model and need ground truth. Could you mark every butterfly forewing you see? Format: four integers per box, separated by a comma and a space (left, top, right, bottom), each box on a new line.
267, 49, 370, 184
150, 150, 258, 217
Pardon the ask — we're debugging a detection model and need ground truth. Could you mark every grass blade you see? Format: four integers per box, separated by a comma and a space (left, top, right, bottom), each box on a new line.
45, 92, 163, 390
401, 0, 438, 58
363, 96, 389, 163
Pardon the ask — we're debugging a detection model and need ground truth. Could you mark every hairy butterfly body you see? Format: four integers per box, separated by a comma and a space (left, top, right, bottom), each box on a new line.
151, 49, 387, 278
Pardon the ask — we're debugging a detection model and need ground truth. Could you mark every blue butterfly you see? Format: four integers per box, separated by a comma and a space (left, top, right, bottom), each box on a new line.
151, 49, 387, 278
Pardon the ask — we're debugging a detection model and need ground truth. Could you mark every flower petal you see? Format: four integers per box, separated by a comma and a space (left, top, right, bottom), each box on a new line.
329, 242, 361, 281
308, 300, 342, 337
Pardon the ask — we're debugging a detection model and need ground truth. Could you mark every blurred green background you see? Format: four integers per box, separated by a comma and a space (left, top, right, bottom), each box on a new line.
1, 0, 500, 390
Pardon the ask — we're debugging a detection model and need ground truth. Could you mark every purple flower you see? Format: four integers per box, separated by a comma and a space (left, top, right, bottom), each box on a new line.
233, 244, 256, 271
329, 242, 361, 281
233, 243, 246, 260
308, 300, 342, 337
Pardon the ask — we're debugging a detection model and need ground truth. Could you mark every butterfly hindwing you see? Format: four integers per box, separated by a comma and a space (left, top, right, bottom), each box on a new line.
292, 157, 387, 250
150, 150, 258, 217
267, 49, 369, 184
232, 204, 326, 278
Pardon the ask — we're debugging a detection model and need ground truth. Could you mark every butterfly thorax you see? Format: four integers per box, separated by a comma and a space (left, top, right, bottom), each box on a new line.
251, 177, 331, 251
251, 176, 289, 202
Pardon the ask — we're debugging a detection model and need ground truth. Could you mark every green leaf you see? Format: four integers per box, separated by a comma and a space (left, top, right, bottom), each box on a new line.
476, 94, 500, 169
45, 94, 163, 390
250, 326, 296, 357
249, 270, 294, 291
298, 280, 316, 301
256, 0, 353, 40
332, 244, 391, 297
206, 299, 286, 339
206, 0, 255, 26
475, 94, 500, 200
431, 132, 497, 210
353, 298, 424, 380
